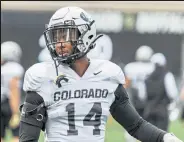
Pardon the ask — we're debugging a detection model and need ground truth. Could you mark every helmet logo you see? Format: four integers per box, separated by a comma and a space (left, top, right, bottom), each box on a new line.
80, 12, 89, 22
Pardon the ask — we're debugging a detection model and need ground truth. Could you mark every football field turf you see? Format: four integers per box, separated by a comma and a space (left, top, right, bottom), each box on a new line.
5, 116, 184, 142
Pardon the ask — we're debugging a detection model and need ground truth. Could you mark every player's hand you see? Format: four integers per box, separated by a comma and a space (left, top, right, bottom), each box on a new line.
163, 133, 183, 142
9, 113, 20, 129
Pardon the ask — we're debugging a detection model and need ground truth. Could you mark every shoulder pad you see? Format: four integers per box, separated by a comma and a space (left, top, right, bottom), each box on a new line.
23, 63, 46, 92
104, 60, 125, 84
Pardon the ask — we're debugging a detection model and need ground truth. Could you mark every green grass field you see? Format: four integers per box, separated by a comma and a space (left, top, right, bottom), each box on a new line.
5, 116, 184, 142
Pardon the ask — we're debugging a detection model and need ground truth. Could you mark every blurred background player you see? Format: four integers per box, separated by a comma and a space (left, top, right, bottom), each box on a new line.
143, 53, 179, 131
124, 45, 154, 115
38, 34, 52, 62
123, 45, 154, 142
38, 47, 52, 62
1, 41, 24, 142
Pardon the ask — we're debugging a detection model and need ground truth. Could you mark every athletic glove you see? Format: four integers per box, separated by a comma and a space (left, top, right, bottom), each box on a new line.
9, 113, 20, 129
163, 133, 183, 142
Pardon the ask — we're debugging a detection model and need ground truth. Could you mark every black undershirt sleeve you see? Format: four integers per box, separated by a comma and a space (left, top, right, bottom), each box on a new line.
110, 84, 167, 142
19, 91, 44, 142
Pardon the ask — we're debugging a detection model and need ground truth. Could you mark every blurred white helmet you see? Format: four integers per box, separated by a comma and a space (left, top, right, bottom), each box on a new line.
135, 45, 154, 61
87, 34, 113, 61
44, 6, 98, 64
1, 41, 22, 63
38, 48, 52, 62
151, 53, 167, 66
39, 34, 47, 49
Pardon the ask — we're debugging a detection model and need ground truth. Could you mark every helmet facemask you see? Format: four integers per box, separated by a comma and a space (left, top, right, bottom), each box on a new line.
43, 20, 93, 65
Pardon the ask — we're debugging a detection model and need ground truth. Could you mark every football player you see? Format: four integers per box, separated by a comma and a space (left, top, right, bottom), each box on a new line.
1, 41, 24, 142
123, 45, 155, 142
144, 53, 179, 131
19, 6, 183, 142
124, 45, 154, 116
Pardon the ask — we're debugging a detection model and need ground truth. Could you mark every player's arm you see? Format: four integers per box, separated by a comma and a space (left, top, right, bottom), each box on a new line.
19, 91, 47, 142
110, 84, 182, 142
124, 76, 131, 89
19, 63, 48, 142
9, 64, 24, 128
9, 77, 21, 129
9, 77, 20, 115
164, 72, 179, 101
180, 85, 184, 100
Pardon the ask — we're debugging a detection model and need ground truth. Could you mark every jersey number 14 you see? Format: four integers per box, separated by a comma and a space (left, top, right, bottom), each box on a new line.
66, 102, 102, 136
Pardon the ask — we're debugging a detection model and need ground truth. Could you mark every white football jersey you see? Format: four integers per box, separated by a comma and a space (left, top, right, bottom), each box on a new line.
23, 59, 125, 142
1, 61, 24, 102
124, 62, 154, 101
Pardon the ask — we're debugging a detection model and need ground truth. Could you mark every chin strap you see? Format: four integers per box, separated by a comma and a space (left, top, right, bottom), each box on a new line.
54, 60, 59, 76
